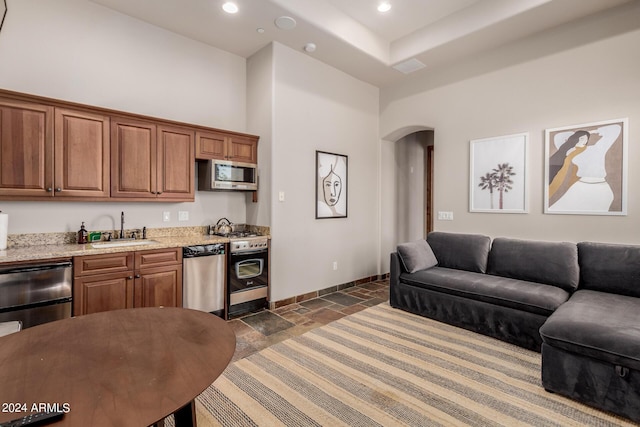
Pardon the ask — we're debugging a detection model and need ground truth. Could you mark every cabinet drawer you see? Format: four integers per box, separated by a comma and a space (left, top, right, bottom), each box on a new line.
135, 247, 182, 268
74, 252, 134, 277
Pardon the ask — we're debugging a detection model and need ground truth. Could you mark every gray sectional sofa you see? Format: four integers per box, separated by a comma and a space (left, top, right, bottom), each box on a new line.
390, 231, 640, 423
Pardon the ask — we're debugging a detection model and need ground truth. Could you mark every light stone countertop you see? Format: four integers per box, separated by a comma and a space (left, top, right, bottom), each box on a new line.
0, 235, 230, 263
0, 225, 270, 264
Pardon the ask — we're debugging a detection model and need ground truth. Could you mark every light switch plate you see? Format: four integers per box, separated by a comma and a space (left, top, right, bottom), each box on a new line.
178, 211, 189, 221
163, 211, 170, 222
278, 191, 285, 202
437, 211, 454, 221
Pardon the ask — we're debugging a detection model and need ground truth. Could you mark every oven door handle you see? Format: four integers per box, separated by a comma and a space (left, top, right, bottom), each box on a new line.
232, 249, 268, 256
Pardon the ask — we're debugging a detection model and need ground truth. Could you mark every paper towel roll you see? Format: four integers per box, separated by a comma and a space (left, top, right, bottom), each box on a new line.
0, 212, 8, 250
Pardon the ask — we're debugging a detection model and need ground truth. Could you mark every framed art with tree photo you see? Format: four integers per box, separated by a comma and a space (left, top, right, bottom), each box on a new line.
544, 118, 627, 215
316, 150, 348, 219
469, 133, 528, 213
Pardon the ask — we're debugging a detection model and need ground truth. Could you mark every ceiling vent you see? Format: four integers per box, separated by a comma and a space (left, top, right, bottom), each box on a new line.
275, 16, 297, 30
392, 58, 426, 74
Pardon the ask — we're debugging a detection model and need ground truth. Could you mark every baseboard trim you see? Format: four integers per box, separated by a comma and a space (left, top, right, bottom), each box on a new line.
269, 274, 387, 310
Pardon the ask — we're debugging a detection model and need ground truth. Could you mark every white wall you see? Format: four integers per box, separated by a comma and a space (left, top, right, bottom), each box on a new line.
395, 131, 428, 242
0, 0, 248, 234
380, 3, 640, 258
246, 45, 274, 227
263, 43, 379, 301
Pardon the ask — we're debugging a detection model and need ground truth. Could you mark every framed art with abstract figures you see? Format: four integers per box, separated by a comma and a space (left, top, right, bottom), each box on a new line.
544, 118, 627, 215
316, 150, 348, 219
469, 133, 528, 213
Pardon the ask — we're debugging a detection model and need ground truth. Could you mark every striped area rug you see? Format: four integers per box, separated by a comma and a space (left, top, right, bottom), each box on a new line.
189, 303, 635, 426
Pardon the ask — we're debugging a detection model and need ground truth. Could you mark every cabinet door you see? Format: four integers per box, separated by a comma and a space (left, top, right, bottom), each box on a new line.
157, 125, 194, 201
0, 99, 53, 197
54, 108, 110, 198
134, 264, 183, 308
73, 271, 134, 316
228, 135, 258, 163
111, 117, 157, 198
195, 130, 226, 160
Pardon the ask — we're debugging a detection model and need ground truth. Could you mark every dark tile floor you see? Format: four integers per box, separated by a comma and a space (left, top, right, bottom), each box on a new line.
227, 279, 389, 362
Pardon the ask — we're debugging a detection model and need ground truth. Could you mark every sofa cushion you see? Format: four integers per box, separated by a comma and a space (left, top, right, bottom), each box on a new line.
426, 232, 491, 273
397, 240, 438, 273
540, 290, 640, 370
400, 266, 570, 316
487, 237, 579, 292
578, 242, 640, 297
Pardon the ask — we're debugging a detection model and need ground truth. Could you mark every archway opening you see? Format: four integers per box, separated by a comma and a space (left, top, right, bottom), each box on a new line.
380, 125, 434, 265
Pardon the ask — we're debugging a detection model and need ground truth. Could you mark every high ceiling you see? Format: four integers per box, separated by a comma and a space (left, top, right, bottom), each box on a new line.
90, 0, 631, 87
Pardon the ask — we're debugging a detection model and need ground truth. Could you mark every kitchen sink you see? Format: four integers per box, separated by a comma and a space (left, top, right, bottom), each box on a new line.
91, 240, 159, 249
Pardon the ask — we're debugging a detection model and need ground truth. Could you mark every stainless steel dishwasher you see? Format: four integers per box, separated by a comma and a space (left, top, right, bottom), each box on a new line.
0, 260, 73, 328
182, 243, 225, 318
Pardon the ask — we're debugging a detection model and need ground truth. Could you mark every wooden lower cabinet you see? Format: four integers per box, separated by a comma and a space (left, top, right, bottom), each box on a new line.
134, 264, 183, 309
73, 248, 182, 316
74, 271, 134, 315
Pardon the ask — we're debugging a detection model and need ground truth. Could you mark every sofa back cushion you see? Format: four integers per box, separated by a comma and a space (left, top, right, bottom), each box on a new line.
578, 242, 640, 297
426, 232, 490, 273
487, 237, 579, 292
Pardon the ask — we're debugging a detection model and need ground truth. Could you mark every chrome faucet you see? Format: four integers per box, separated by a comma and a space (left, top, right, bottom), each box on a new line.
120, 211, 125, 240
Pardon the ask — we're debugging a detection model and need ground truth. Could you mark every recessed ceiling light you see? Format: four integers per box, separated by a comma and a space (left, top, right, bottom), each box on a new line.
222, 2, 239, 14
377, 2, 391, 13
256, 28, 265, 34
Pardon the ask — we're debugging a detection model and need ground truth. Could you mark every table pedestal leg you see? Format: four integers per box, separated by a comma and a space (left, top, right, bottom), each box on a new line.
174, 400, 197, 427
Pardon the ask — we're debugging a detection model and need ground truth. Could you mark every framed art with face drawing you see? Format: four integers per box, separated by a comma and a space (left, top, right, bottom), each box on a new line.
316, 150, 348, 219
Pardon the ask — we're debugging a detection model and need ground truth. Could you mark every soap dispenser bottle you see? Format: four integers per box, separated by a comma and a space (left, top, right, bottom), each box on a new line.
78, 222, 88, 244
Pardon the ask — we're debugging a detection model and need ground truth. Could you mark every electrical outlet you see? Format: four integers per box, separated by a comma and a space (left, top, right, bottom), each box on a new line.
178, 211, 189, 221
278, 191, 285, 202
163, 211, 170, 222
332, 261, 338, 271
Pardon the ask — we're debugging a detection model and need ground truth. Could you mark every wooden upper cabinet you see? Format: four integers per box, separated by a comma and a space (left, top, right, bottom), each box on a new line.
195, 131, 226, 160
0, 98, 53, 197
111, 118, 194, 201
0, 89, 256, 202
54, 108, 110, 198
228, 135, 258, 164
0, 100, 109, 199
195, 130, 257, 164
157, 125, 194, 200
111, 117, 156, 199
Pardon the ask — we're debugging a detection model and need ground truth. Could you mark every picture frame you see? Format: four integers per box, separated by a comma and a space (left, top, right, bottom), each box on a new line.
544, 118, 628, 215
316, 150, 348, 219
469, 132, 528, 213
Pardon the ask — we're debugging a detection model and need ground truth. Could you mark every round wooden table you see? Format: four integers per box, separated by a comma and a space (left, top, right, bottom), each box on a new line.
0, 307, 235, 427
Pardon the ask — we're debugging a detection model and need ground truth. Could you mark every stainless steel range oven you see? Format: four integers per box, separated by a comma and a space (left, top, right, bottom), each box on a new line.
227, 235, 269, 318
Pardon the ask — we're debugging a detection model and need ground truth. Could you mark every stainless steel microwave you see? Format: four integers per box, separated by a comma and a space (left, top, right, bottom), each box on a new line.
198, 159, 258, 191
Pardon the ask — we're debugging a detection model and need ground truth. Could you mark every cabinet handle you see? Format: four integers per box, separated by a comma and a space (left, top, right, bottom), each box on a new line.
55, 187, 62, 192
156, 191, 163, 195
46, 187, 53, 192
128, 276, 133, 280
135, 274, 141, 278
